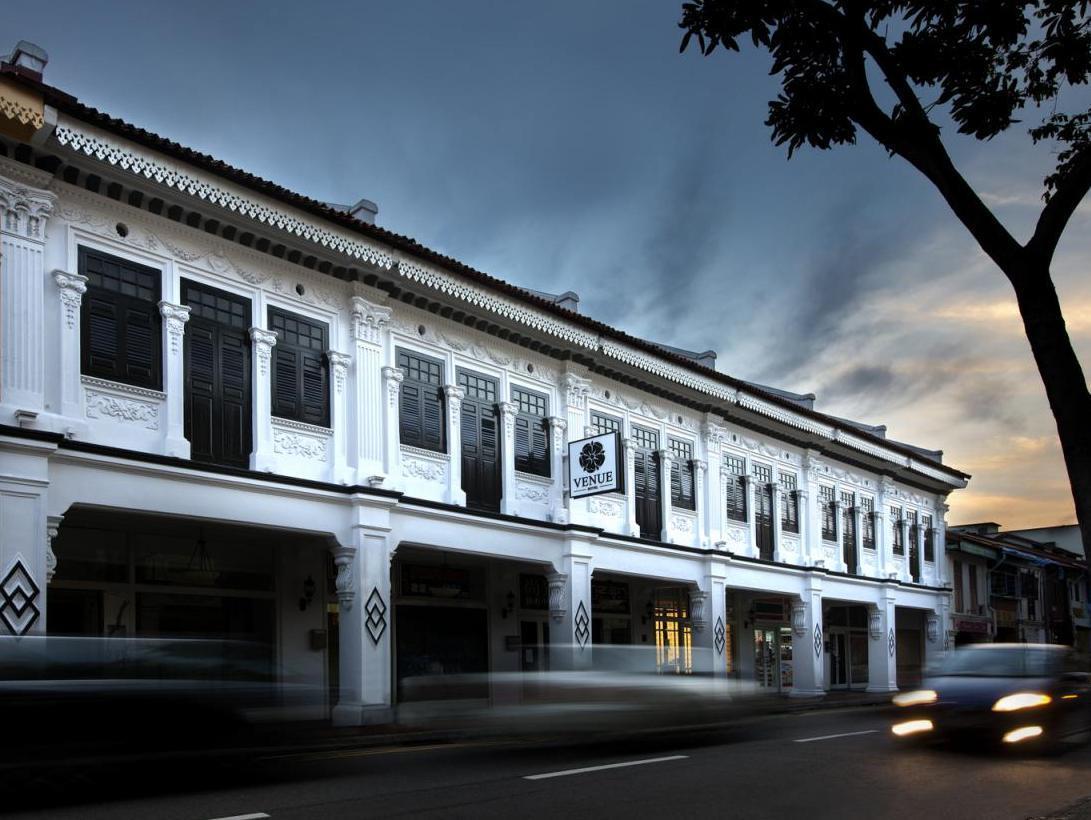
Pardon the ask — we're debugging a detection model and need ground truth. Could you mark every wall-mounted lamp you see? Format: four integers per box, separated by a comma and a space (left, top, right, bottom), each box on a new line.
299, 574, 317, 612
500, 590, 516, 619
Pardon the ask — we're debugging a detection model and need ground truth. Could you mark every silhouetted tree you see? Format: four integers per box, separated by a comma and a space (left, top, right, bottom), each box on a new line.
680, 1, 1091, 563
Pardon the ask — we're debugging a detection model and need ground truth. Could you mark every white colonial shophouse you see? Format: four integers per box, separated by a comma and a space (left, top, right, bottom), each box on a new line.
0, 43, 967, 723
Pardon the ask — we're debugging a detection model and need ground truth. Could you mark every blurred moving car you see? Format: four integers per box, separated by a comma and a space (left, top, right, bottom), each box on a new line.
891, 643, 1091, 751
0, 636, 323, 778
399, 644, 772, 740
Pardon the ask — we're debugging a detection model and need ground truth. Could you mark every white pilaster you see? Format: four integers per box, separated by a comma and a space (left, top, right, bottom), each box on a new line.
791, 578, 825, 696
657, 448, 672, 542
899, 518, 911, 582
693, 559, 729, 679
499, 400, 517, 515
549, 539, 594, 669
249, 327, 278, 472
380, 366, 403, 484
802, 450, 822, 566
703, 419, 726, 546
852, 503, 863, 575
623, 437, 638, 537
444, 384, 466, 505
159, 301, 190, 457
327, 350, 352, 484
547, 416, 568, 523
866, 591, 898, 693
562, 373, 592, 526
53, 270, 88, 424
351, 296, 391, 484
0, 173, 56, 425
934, 500, 950, 586
832, 500, 845, 572
744, 476, 758, 558
796, 487, 811, 565
771, 480, 783, 562
694, 459, 709, 546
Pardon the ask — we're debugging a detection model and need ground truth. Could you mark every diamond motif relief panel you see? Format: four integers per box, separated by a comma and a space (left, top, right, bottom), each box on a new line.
0, 560, 40, 637
365, 587, 387, 644
575, 601, 590, 649
714, 617, 726, 655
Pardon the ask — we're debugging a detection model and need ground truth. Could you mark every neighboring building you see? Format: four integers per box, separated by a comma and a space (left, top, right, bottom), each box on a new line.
0, 42, 969, 722
947, 524, 1088, 652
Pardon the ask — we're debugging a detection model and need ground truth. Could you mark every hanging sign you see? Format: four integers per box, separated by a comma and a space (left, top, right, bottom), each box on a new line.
568, 432, 623, 499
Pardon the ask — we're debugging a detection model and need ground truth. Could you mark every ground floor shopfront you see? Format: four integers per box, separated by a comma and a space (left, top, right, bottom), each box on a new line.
3, 440, 952, 723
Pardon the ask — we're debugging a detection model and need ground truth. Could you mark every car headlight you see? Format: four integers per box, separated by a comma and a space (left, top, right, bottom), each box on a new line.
992, 692, 1052, 712
893, 689, 937, 707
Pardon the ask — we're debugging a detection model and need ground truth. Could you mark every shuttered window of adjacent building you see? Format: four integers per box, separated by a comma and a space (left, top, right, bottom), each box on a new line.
397, 349, 445, 452
669, 438, 696, 510
820, 485, 837, 541
79, 247, 162, 390
513, 386, 549, 477
268, 308, 329, 427
779, 471, 799, 533
724, 455, 747, 522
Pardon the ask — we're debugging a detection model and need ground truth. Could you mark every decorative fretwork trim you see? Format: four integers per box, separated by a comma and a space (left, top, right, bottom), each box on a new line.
80, 375, 166, 401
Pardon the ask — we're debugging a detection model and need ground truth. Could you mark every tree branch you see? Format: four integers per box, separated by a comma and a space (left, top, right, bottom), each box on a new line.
1027, 149, 1091, 267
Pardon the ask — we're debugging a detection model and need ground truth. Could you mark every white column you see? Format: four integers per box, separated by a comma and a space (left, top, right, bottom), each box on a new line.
623, 438, 638, 537
791, 578, 825, 696
249, 327, 278, 472
797, 487, 811, 565
745, 476, 758, 558
380, 366, 403, 484
327, 350, 352, 484
499, 400, 517, 515
866, 591, 898, 693
0, 435, 53, 636
914, 519, 926, 583
53, 270, 88, 423
876, 480, 891, 579
159, 301, 190, 458
802, 450, 822, 567
0, 173, 56, 425
561, 372, 592, 526
657, 448, 672, 542
693, 560, 729, 679
899, 518, 911, 582
771, 480, 783, 562
832, 500, 845, 572
547, 416, 568, 523
934, 499, 950, 586
694, 459, 709, 546
444, 384, 466, 505
549, 538, 594, 669
351, 296, 391, 485
703, 419, 726, 546
923, 599, 951, 671
852, 504, 863, 575
332, 500, 396, 726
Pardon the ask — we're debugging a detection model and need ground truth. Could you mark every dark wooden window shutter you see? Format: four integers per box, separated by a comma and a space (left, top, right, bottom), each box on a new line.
79, 246, 162, 390
268, 308, 329, 428
397, 349, 445, 453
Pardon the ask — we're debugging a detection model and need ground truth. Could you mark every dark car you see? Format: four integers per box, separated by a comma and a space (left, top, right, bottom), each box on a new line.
891, 643, 1091, 751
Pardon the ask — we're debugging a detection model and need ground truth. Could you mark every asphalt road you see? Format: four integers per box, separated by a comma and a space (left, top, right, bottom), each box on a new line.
10, 707, 1091, 820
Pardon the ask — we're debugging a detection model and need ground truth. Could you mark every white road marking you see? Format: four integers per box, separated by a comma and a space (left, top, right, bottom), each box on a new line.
793, 729, 879, 743
523, 755, 689, 781
204, 814, 271, 820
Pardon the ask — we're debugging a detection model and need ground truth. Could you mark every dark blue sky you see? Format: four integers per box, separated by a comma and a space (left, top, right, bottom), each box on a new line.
11, 1, 1090, 525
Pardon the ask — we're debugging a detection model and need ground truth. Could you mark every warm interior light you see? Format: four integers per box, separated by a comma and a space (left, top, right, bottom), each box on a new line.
992, 693, 1052, 712
892, 719, 934, 736
1002, 725, 1044, 744
1061, 694, 1078, 700
893, 690, 937, 707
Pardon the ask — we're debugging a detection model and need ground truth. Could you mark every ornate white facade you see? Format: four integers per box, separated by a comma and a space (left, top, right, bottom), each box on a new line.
0, 59, 967, 722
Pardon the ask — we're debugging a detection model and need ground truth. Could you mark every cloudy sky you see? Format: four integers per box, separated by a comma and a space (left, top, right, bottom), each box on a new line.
11, 1, 1090, 527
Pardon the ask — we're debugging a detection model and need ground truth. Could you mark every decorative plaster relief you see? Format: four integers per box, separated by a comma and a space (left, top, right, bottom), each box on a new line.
515, 480, 551, 504
401, 448, 449, 483
82, 376, 163, 429
724, 525, 747, 546
272, 418, 330, 460
671, 513, 695, 534
780, 537, 799, 554
53, 270, 88, 329
588, 496, 624, 517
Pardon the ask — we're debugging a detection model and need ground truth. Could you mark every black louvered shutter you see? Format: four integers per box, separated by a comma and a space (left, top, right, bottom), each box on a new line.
122, 304, 157, 386
514, 416, 530, 472
399, 382, 424, 448
220, 331, 250, 466
185, 323, 217, 462
529, 418, 549, 476
272, 347, 299, 420
301, 351, 328, 426
422, 387, 444, 451
84, 293, 120, 378
480, 409, 500, 507
672, 461, 695, 510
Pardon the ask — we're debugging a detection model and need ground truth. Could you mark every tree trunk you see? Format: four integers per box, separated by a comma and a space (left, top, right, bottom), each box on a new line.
1010, 265, 1091, 569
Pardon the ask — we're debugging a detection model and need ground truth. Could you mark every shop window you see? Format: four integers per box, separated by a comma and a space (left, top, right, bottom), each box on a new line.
820, 485, 837, 541
269, 307, 329, 427
512, 386, 550, 477
724, 455, 747, 522
779, 471, 799, 533
397, 349, 445, 452
79, 246, 162, 390
669, 438, 696, 511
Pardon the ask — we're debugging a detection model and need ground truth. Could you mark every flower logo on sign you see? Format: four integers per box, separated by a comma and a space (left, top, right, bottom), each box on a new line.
579, 441, 606, 473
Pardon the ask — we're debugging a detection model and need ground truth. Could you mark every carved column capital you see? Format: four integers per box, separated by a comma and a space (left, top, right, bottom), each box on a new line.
327, 350, 351, 394
563, 373, 591, 409
331, 545, 357, 610
159, 300, 191, 355
53, 270, 88, 330
381, 365, 404, 409
547, 572, 568, 622
498, 400, 516, 438
690, 589, 709, 633
46, 515, 63, 584
0, 177, 57, 240
693, 459, 708, 474
350, 295, 392, 346
249, 327, 277, 377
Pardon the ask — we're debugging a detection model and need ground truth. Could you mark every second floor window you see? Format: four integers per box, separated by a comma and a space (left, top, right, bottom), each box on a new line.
890, 506, 904, 555
269, 308, 329, 427
922, 514, 935, 562
820, 485, 836, 541
397, 349, 445, 452
591, 411, 621, 437
724, 455, 747, 522
79, 247, 162, 390
779, 471, 799, 533
513, 386, 550, 477
860, 496, 875, 549
670, 438, 696, 511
